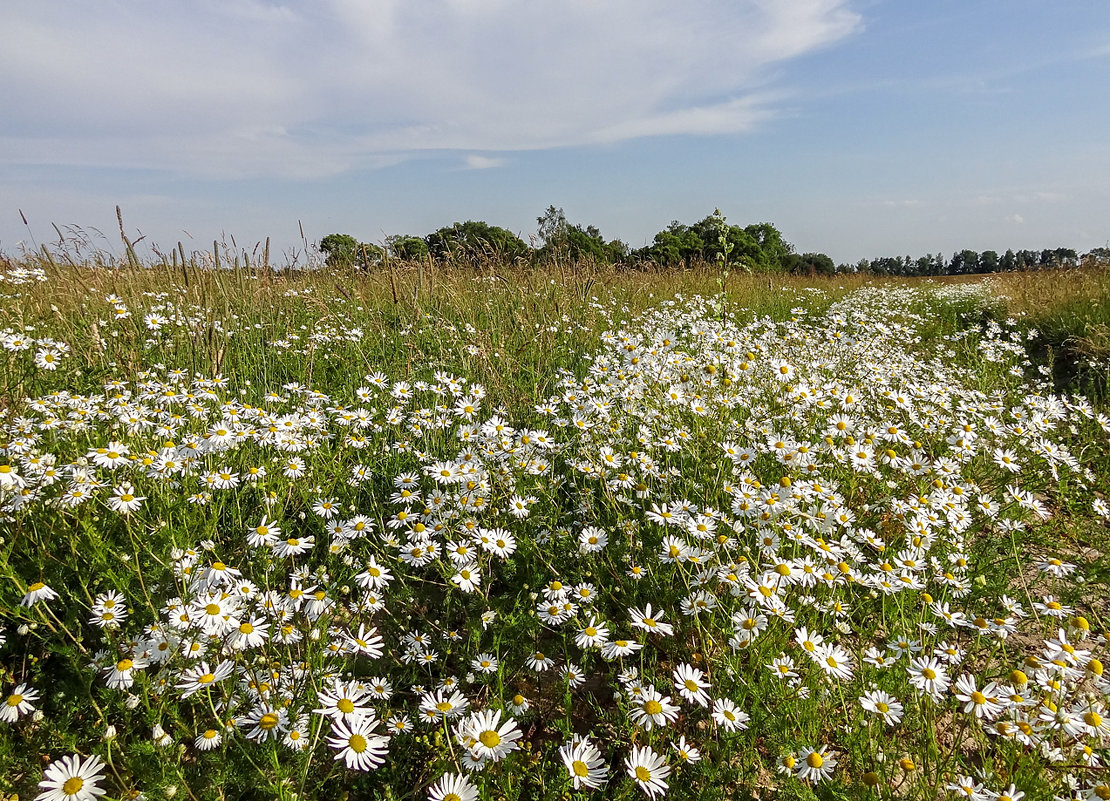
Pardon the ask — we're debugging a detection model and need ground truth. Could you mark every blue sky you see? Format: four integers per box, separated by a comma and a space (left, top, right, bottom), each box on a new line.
2, 0, 1108, 265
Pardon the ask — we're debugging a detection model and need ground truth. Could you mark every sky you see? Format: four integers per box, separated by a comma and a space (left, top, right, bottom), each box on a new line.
2, 0, 1109, 265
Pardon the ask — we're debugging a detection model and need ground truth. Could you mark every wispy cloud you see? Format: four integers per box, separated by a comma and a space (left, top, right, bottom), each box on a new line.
462, 155, 506, 170
0, 0, 861, 178
970, 191, 1067, 207
1013, 191, 1066, 204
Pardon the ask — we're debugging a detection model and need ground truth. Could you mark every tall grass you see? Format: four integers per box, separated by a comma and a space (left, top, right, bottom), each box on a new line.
1, 251, 879, 414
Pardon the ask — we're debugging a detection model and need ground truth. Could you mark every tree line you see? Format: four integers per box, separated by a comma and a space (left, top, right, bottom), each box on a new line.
319, 207, 1105, 275
851, 247, 1104, 276
319, 208, 815, 273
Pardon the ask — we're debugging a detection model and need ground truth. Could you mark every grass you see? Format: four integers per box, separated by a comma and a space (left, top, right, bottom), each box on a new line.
982, 267, 1110, 402
0, 252, 1108, 801
0, 254, 881, 417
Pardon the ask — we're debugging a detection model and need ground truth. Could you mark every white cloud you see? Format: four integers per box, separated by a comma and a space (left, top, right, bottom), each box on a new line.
1013, 191, 1066, 204
0, 0, 860, 177
970, 191, 1066, 207
463, 155, 506, 170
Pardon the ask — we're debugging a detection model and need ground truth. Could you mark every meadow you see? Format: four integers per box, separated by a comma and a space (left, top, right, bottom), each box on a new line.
1, 250, 1109, 801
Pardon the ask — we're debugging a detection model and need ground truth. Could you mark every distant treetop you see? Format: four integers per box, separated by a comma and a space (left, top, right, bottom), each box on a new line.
320, 209, 1100, 275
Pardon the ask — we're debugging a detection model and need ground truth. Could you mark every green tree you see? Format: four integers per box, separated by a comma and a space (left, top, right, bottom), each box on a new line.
388, 235, 429, 261
1083, 247, 1110, 266
425, 221, 529, 264
949, 250, 979, 275
790, 252, 836, 276
870, 256, 901, 276
319, 234, 383, 269
633, 213, 794, 272
536, 206, 569, 247
1054, 247, 1078, 268
534, 207, 627, 264
636, 221, 705, 266
743, 222, 793, 271
319, 233, 360, 268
